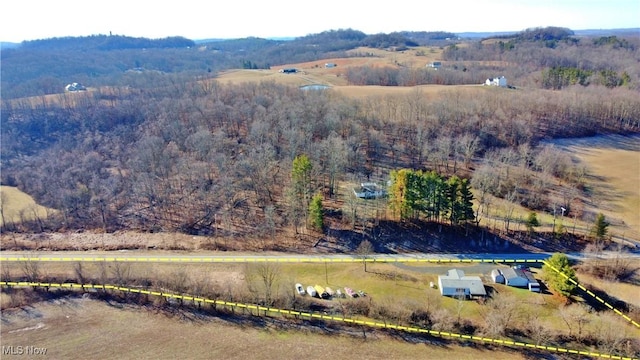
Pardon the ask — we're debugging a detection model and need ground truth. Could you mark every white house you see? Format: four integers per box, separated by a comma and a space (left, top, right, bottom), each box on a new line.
65, 82, 87, 92
353, 182, 387, 199
437, 269, 487, 299
485, 76, 507, 87
427, 61, 442, 70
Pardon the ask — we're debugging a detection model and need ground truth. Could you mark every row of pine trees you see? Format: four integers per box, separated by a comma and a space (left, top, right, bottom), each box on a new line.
388, 169, 475, 225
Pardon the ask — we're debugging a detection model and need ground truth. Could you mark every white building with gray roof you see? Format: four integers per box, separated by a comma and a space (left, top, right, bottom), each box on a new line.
437, 269, 487, 299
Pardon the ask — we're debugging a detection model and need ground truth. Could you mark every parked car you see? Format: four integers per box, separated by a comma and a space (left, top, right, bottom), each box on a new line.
295, 283, 305, 295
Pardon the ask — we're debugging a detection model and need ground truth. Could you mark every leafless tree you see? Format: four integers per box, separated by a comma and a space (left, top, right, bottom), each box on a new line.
20, 258, 41, 282
111, 262, 131, 286
482, 291, 519, 336
0, 191, 8, 228
526, 316, 553, 345
457, 134, 479, 169
245, 263, 281, 307
593, 312, 631, 355
559, 303, 591, 340
356, 239, 375, 272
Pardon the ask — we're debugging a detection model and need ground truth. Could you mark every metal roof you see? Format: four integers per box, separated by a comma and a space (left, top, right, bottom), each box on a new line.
438, 269, 487, 296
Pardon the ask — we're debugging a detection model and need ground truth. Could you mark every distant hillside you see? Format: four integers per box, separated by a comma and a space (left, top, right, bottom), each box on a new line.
0, 42, 20, 50
19, 34, 195, 51
2, 27, 639, 99
457, 31, 519, 39
487, 26, 575, 42
2, 29, 462, 99
574, 28, 640, 37
479, 27, 640, 42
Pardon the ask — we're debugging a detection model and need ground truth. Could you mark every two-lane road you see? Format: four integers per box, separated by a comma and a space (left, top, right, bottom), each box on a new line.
1, 251, 638, 264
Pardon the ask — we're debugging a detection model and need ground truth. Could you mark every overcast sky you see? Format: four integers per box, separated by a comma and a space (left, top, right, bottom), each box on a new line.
1, 0, 638, 42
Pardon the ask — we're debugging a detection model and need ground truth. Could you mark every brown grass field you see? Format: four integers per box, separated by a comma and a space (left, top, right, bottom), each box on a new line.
0, 186, 55, 227
575, 269, 640, 308
213, 45, 490, 99
551, 134, 640, 242
0, 298, 530, 360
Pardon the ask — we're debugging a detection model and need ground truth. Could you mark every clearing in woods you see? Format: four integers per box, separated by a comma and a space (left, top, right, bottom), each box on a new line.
0, 186, 56, 227
551, 134, 640, 242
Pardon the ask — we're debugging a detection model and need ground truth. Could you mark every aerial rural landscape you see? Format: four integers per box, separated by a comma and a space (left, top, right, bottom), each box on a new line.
1, 23, 639, 359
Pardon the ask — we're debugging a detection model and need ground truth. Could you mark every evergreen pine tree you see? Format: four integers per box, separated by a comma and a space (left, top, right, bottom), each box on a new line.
445, 176, 461, 224
308, 192, 324, 231
592, 212, 609, 243
542, 253, 577, 298
458, 178, 475, 222
525, 212, 540, 236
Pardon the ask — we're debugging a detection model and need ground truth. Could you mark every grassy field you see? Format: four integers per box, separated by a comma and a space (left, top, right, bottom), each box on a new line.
2, 255, 639, 358
472, 134, 640, 245
551, 134, 640, 242
575, 267, 640, 308
212, 45, 489, 100
0, 186, 55, 227
0, 298, 529, 360
3, 259, 637, 335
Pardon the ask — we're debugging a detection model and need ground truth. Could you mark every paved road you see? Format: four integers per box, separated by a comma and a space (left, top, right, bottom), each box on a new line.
1, 251, 638, 263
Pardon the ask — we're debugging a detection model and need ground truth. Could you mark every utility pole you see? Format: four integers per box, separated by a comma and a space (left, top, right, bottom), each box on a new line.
325, 262, 328, 284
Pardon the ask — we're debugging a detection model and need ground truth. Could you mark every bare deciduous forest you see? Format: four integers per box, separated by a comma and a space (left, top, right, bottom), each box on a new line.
1, 28, 639, 248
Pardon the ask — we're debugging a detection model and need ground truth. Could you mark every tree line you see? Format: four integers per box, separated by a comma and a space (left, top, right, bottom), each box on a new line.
388, 169, 474, 225
443, 30, 639, 90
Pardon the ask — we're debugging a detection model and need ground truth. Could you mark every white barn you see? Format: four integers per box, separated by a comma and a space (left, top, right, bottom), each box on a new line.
437, 269, 487, 299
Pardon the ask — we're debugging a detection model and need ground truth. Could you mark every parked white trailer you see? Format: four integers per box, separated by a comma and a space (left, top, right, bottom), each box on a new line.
306, 286, 317, 298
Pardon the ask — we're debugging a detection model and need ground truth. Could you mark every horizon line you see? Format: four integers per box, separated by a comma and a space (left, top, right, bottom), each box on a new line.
2, 27, 639, 44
